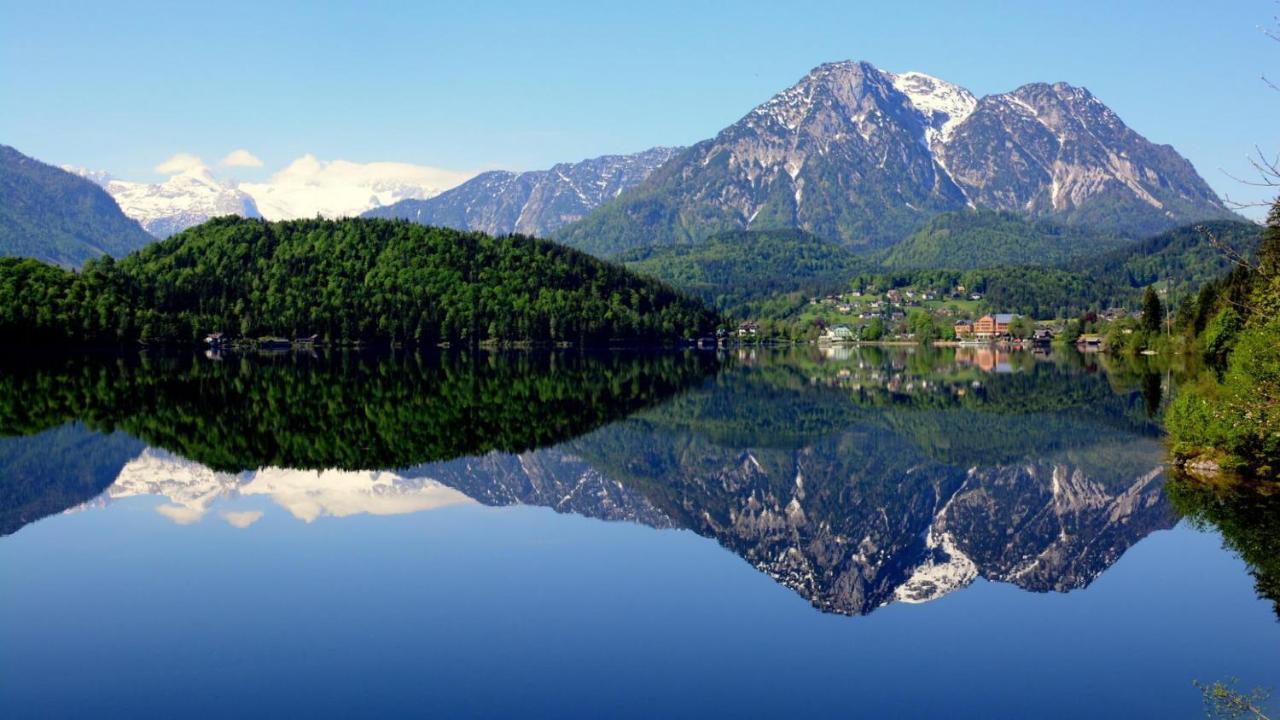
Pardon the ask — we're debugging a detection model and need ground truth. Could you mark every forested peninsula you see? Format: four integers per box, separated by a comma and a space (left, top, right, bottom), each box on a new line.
0, 217, 720, 346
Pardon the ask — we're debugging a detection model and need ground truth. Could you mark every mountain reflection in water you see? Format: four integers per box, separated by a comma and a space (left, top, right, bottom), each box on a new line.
0, 346, 1207, 615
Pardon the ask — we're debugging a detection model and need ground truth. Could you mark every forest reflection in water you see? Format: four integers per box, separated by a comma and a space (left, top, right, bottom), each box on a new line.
6, 344, 1267, 617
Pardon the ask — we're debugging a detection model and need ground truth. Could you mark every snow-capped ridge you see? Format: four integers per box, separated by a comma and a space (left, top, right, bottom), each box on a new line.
96, 168, 261, 239
889, 70, 978, 146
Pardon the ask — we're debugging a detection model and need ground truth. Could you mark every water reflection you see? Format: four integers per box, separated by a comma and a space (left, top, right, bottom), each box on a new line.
109, 449, 475, 525
1167, 472, 1280, 617
0, 346, 1193, 615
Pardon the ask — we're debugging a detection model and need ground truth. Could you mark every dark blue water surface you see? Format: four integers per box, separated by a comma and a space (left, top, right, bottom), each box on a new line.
0, 347, 1276, 718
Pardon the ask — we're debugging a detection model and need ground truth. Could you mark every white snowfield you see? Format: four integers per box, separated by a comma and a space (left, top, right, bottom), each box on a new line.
238, 154, 474, 221
69, 154, 475, 238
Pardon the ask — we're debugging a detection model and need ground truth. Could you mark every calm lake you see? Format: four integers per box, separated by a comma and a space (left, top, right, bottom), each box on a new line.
1, 346, 1276, 718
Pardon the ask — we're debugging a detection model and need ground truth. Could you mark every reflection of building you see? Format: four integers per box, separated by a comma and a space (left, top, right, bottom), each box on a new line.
819, 345, 855, 361
956, 347, 1014, 373
974, 313, 1016, 338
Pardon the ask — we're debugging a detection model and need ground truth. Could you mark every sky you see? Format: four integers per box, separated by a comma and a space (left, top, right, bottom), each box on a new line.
2, 0, 1278, 212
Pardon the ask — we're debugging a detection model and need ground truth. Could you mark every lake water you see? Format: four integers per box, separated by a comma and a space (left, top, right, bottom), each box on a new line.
1, 347, 1276, 718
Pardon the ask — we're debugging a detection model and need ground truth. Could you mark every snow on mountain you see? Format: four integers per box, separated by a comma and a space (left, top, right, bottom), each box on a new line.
239, 154, 474, 221
557, 60, 1236, 255
890, 70, 978, 147
365, 146, 681, 237
80, 165, 262, 239
67, 155, 475, 238
108, 449, 476, 525
61, 164, 115, 188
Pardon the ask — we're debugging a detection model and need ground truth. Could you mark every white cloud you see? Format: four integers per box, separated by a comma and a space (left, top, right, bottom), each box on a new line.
220, 149, 263, 168
222, 510, 264, 529
154, 152, 206, 175
155, 503, 207, 525
238, 154, 474, 220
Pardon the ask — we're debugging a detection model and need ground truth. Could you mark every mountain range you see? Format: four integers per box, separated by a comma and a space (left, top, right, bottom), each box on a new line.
68, 164, 262, 238
555, 61, 1237, 256
64, 154, 475, 238
363, 146, 682, 237
1, 59, 1245, 277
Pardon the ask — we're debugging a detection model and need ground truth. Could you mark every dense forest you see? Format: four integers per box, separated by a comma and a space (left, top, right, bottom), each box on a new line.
878, 210, 1129, 270
607, 215, 1253, 325
0, 217, 720, 345
619, 229, 870, 315
1166, 203, 1280, 478
1073, 220, 1261, 300
867, 221, 1260, 316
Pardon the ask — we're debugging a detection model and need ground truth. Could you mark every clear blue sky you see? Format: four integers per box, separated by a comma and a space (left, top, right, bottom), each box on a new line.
2, 0, 1277, 210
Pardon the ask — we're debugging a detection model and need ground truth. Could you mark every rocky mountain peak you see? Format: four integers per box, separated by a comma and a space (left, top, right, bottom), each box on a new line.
95, 169, 261, 239
556, 60, 1236, 256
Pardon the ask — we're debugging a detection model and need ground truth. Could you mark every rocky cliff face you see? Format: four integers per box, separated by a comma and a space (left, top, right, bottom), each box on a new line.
556, 61, 1234, 256
364, 146, 682, 237
941, 82, 1226, 231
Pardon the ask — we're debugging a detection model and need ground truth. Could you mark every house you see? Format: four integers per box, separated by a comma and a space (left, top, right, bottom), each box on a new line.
204, 332, 229, 347
820, 325, 855, 343
737, 321, 759, 337
954, 321, 975, 338
1076, 333, 1105, 351
1032, 328, 1054, 344
973, 313, 1016, 338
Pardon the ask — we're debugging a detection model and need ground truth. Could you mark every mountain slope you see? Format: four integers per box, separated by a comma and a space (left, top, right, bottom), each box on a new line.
555, 62, 1235, 257
1074, 219, 1261, 298
0, 145, 154, 266
70, 165, 261, 238
364, 147, 681, 237
621, 228, 869, 314
879, 210, 1129, 269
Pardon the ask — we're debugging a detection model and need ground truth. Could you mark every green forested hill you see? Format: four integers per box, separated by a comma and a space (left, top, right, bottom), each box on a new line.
620, 229, 869, 315
0, 144, 154, 267
0, 217, 719, 345
879, 210, 1129, 270
1074, 220, 1261, 299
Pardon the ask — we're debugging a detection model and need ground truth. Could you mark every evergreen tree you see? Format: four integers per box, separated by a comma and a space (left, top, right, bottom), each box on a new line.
1141, 286, 1163, 334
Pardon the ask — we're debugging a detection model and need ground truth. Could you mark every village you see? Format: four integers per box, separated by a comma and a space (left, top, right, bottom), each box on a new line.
732, 281, 1139, 351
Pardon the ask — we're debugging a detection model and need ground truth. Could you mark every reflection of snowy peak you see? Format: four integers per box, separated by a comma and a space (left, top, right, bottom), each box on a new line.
109, 449, 474, 525
68, 166, 260, 238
